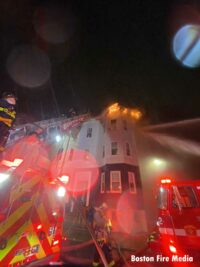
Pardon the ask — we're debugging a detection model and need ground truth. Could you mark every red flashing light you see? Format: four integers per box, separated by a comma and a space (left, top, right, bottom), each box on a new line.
37, 224, 42, 230
161, 178, 171, 184
52, 239, 59, 246
49, 180, 56, 185
58, 175, 69, 184
169, 244, 177, 254
1, 158, 23, 167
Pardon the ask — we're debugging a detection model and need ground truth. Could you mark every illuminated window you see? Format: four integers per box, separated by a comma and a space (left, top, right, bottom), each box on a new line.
111, 142, 118, 155
102, 146, 105, 158
110, 119, 117, 130
126, 143, 131, 156
101, 172, 105, 193
123, 120, 127, 130
110, 171, 121, 193
128, 172, 136, 193
86, 128, 92, 138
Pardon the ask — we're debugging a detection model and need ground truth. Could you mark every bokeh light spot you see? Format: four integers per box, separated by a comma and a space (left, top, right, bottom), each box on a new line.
7, 45, 51, 88
173, 24, 200, 68
51, 149, 99, 195
34, 5, 76, 44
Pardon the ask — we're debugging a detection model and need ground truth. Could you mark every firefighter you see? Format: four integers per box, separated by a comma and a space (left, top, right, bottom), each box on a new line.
92, 203, 115, 267
0, 92, 17, 151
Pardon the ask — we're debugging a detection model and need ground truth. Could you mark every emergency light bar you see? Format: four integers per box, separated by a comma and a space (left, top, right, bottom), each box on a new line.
1, 158, 23, 168
58, 175, 69, 184
36, 224, 42, 230
161, 178, 172, 184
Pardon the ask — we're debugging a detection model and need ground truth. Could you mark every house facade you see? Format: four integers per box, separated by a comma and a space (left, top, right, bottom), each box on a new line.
76, 104, 147, 234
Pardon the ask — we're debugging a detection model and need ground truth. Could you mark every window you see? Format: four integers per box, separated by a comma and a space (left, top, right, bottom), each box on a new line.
157, 187, 168, 210
126, 143, 131, 156
172, 186, 199, 208
101, 173, 105, 193
110, 119, 117, 130
102, 146, 105, 158
128, 172, 136, 193
110, 171, 121, 193
111, 142, 118, 155
123, 120, 127, 130
86, 128, 92, 138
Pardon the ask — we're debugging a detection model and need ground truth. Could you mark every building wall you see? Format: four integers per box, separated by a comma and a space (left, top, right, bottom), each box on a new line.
74, 108, 147, 234
76, 118, 104, 164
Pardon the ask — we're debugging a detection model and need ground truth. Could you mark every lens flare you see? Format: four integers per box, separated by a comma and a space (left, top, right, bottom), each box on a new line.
7, 45, 51, 88
173, 24, 200, 68
51, 149, 99, 195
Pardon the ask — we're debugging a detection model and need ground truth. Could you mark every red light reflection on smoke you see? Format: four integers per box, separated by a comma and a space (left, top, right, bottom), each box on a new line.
116, 192, 137, 235
50, 149, 99, 195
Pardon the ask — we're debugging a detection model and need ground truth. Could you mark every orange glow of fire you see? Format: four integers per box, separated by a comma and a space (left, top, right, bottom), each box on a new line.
130, 109, 142, 120
108, 103, 120, 114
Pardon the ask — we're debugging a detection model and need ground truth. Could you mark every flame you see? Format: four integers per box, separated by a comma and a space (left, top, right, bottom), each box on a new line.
130, 109, 142, 120
108, 103, 120, 114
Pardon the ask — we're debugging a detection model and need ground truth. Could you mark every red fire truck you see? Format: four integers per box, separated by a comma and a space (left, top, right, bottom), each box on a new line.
148, 178, 200, 260
0, 141, 66, 266
0, 115, 89, 266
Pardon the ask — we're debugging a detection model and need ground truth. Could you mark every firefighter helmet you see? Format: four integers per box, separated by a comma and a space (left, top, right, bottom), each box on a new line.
2, 92, 17, 100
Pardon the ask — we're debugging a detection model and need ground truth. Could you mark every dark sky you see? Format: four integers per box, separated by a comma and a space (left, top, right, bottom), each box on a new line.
0, 0, 200, 124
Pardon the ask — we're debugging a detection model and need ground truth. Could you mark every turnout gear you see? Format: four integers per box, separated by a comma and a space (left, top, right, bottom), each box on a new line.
0, 93, 17, 150
92, 204, 115, 267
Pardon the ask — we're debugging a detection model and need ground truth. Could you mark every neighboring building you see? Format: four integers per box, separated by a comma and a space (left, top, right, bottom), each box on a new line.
6, 104, 147, 235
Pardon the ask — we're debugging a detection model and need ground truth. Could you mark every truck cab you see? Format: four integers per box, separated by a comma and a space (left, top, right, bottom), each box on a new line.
149, 178, 200, 259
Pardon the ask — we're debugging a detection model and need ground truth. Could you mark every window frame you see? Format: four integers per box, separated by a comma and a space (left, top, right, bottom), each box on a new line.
111, 142, 118, 155
128, 172, 136, 193
157, 187, 168, 210
86, 127, 92, 138
100, 172, 105, 193
126, 142, 131, 156
110, 171, 122, 193
171, 186, 199, 209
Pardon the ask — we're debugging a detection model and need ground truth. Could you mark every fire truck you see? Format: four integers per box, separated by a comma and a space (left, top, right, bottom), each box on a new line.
0, 137, 67, 266
148, 178, 200, 260
0, 114, 89, 267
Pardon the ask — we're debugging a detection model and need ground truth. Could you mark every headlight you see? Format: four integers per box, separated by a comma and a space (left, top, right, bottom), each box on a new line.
58, 175, 69, 184
57, 186, 66, 197
55, 135, 61, 142
0, 173, 10, 184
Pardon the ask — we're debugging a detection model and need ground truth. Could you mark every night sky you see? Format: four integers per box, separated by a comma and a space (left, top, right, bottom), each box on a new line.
0, 0, 200, 124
